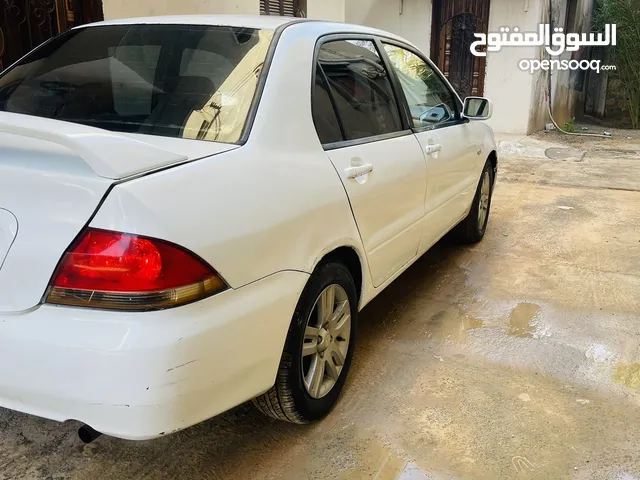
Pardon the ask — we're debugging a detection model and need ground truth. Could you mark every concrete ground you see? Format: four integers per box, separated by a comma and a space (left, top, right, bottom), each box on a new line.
1, 131, 640, 480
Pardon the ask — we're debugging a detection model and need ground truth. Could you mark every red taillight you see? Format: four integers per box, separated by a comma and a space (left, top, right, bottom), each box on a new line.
46, 228, 227, 310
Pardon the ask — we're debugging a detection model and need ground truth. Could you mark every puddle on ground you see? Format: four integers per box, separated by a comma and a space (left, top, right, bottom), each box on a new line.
508, 302, 541, 338
426, 309, 484, 344
614, 363, 640, 390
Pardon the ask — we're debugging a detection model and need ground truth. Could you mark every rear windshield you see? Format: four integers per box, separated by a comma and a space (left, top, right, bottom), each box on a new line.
0, 25, 274, 144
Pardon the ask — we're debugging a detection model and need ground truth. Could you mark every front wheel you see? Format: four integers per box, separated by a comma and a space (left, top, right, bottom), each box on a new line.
453, 160, 495, 244
253, 262, 358, 423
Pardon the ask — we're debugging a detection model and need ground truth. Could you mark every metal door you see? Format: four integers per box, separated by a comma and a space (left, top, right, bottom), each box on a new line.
430, 0, 491, 100
0, 0, 103, 71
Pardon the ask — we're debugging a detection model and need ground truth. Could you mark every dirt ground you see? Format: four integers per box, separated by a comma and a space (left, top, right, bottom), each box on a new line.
1, 132, 639, 480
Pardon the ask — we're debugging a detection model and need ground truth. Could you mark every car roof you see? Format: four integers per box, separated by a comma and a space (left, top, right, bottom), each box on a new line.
82, 14, 407, 42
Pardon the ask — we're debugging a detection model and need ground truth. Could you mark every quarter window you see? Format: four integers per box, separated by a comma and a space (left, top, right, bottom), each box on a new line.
316, 39, 402, 141
383, 43, 458, 128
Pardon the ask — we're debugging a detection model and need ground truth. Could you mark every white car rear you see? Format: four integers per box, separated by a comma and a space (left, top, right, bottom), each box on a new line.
0, 15, 496, 440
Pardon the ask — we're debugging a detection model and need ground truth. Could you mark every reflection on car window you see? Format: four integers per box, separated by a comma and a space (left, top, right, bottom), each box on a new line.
109, 45, 161, 117
383, 44, 457, 128
0, 25, 274, 144
312, 66, 343, 144
317, 40, 402, 141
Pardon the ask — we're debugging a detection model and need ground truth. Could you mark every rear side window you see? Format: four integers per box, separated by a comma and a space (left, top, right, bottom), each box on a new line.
316, 39, 402, 141
0, 25, 274, 144
312, 68, 343, 144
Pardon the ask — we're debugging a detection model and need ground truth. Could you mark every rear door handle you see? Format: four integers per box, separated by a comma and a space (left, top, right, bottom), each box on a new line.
424, 144, 442, 154
345, 164, 374, 179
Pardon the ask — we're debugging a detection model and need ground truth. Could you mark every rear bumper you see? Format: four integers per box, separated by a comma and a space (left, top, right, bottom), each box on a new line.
0, 271, 307, 440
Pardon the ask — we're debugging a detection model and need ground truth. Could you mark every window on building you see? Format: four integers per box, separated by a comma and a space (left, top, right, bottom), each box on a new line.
317, 39, 403, 141
260, 0, 306, 17
383, 43, 458, 128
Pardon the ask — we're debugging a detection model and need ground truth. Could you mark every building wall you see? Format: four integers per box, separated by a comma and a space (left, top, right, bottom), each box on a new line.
345, 0, 432, 55
526, 0, 596, 132
102, 0, 346, 21
102, 0, 259, 19
307, 0, 345, 22
482, 0, 545, 134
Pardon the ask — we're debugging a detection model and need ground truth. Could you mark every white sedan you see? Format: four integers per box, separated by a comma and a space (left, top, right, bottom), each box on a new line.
0, 14, 496, 441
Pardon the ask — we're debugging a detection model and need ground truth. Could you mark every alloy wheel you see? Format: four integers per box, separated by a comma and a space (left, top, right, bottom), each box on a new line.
478, 170, 491, 228
301, 284, 351, 399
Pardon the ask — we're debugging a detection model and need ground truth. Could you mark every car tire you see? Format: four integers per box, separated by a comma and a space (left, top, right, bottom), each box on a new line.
253, 261, 358, 423
453, 160, 495, 244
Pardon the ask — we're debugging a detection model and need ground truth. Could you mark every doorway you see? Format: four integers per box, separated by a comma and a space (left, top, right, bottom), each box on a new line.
430, 0, 491, 100
0, 0, 103, 71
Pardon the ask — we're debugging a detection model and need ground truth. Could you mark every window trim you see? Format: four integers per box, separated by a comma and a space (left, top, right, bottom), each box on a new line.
323, 129, 413, 151
377, 36, 469, 133
311, 33, 412, 150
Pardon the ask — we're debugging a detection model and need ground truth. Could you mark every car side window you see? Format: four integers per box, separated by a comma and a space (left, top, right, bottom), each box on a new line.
316, 39, 403, 141
382, 43, 458, 129
312, 67, 344, 144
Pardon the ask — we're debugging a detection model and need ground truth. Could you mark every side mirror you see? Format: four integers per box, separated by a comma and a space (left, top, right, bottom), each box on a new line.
462, 97, 493, 121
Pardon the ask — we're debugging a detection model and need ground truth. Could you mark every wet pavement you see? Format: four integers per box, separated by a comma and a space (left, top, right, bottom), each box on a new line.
1, 133, 640, 479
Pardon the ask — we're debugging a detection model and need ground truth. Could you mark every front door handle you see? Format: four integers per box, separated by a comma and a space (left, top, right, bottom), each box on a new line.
424, 144, 442, 154
345, 164, 374, 179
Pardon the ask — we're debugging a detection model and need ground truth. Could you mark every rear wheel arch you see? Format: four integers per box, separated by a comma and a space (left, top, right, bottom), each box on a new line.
487, 150, 498, 179
319, 246, 364, 305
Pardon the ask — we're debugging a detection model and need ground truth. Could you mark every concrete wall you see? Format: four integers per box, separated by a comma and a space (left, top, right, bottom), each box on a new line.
482, 0, 545, 134
103, 0, 345, 21
554, 0, 594, 126
102, 0, 259, 19
526, 0, 596, 132
307, 0, 345, 22
345, 0, 432, 55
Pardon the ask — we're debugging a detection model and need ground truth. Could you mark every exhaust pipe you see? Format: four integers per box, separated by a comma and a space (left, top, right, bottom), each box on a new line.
78, 424, 102, 444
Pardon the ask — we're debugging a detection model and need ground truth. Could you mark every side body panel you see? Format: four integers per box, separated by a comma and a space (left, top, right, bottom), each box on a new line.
415, 125, 476, 251
324, 134, 427, 287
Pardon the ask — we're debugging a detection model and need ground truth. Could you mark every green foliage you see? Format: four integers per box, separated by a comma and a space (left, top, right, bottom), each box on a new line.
595, 0, 640, 128
563, 117, 578, 132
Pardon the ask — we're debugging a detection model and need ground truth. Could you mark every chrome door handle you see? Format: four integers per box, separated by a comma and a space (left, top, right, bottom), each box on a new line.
345, 164, 374, 179
424, 144, 442, 154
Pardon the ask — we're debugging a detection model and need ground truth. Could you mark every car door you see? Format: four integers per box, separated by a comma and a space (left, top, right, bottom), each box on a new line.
312, 37, 428, 287
381, 41, 480, 252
